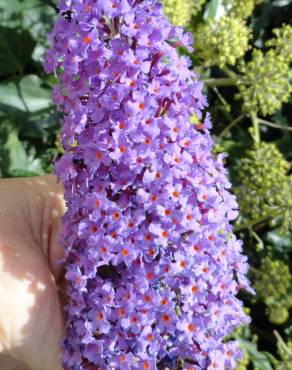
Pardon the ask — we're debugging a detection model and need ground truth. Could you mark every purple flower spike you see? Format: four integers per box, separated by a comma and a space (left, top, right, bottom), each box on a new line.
45, 1, 252, 369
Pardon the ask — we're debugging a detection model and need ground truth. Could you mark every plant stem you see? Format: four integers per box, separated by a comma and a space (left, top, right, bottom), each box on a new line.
257, 118, 292, 131
218, 114, 245, 139
204, 77, 236, 87
250, 229, 264, 250
274, 331, 292, 356
250, 112, 260, 144
221, 66, 240, 81
234, 209, 282, 232
234, 208, 283, 231
234, 215, 270, 232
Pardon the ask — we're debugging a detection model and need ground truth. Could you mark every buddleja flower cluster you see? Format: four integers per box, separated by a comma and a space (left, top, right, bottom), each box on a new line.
254, 257, 292, 325
45, 1, 251, 369
235, 142, 292, 232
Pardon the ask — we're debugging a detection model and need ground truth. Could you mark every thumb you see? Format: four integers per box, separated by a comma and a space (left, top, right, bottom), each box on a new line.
0, 176, 66, 370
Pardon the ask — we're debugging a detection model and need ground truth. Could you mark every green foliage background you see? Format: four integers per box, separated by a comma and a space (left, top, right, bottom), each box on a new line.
0, 0, 291, 368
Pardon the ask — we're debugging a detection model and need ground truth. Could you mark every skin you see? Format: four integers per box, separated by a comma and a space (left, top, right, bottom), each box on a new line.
0, 175, 66, 370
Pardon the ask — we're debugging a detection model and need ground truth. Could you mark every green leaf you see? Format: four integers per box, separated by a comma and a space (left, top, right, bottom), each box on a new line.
266, 228, 292, 253
0, 0, 56, 62
3, 129, 44, 176
0, 26, 35, 75
0, 0, 56, 32
21, 111, 59, 140
0, 75, 52, 112
203, 0, 225, 21
272, 0, 292, 6
237, 338, 274, 370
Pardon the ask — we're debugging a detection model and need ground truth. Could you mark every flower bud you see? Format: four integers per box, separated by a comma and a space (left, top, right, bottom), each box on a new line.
236, 49, 291, 116
194, 16, 250, 66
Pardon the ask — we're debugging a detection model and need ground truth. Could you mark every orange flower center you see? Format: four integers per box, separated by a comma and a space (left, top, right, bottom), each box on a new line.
91, 225, 98, 232
162, 230, 168, 238
145, 137, 151, 145
148, 248, 155, 256
143, 361, 150, 369
121, 249, 129, 256
188, 323, 195, 332
147, 272, 154, 280
162, 314, 170, 322
145, 234, 152, 241
96, 151, 103, 159
160, 298, 168, 305
180, 261, 187, 268
147, 333, 154, 341
119, 308, 125, 316
97, 312, 104, 320
144, 294, 152, 303
192, 285, 198, 293
119, 355, 126, 362
113, 211, 120, 220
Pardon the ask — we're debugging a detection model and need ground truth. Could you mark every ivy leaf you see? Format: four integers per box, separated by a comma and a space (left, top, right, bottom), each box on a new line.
0, 75, 52, 113
3, 129, 44, 176
203, 0, 225, 21
237, 338, 274, 370
272, 0, 292, 6
266, 228, 292, 253
0, 0, 56, 62
0, 26, 35, 76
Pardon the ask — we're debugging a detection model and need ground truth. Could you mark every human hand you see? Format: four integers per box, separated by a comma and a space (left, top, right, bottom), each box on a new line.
0, 175, 66, 370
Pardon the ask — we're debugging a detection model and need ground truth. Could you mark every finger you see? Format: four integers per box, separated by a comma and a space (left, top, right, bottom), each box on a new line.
0, 353, 30, 370
0, 176, 65, 370
0, 237, 64, 370
0, 175, 66, 281
21, 175, 66, 281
